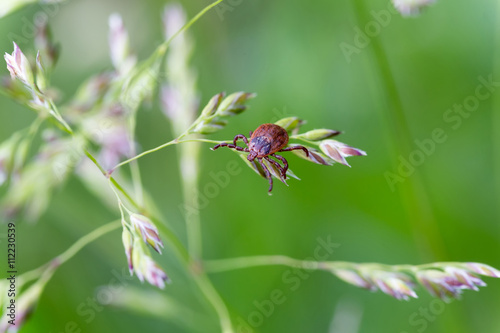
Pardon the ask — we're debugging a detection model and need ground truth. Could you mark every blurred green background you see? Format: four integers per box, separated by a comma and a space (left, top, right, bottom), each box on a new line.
1, 0, 499, 332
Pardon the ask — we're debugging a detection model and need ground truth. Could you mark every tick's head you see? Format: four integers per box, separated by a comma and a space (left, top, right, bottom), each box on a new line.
248, 136, 271, 159
247, 151, 258, 161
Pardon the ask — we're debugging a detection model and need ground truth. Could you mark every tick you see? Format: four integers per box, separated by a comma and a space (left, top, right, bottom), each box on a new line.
212, 123, 309, 193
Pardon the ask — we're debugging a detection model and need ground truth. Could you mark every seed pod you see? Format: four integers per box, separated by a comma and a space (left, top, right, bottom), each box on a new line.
295, 129, 341, 141
201, 92, 224, 117
274, 117, 305, 134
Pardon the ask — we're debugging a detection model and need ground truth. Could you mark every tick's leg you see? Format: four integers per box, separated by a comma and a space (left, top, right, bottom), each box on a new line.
271, 154, 288, 179
265, 156, 286, 180
249, 131, 253, 138
212, 142, 246, 152
233, 134, 249, 146
280, 145, 309, 157
258, 158, 273, 194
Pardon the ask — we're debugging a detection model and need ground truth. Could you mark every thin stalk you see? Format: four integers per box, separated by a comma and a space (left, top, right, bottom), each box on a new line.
178, 140, 202, 259
111, 137, 223, 171
131, 0, 224, 80
16, 115, 45, 167
289, 135, 320, 146
109, 177, 142, 211
27, 115, 44, 137
158, 0, 224, 56
204, 255, 353, 273
193, 274, 234, 333
48, 98, 73, 134
111, 139, 177, 170
19, 221, 121, 283
186, 195, 202, 259
128, 115, 144, 206
56, 221, 122, 265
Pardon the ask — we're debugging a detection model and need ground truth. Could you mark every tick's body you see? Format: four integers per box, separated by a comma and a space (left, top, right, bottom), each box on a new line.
247, 124, 289, 160
212, 124, 309, 193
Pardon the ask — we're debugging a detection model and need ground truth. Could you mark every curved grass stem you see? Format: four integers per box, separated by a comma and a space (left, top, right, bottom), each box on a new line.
19, 220, 121, 283
56, 221, 122, 265
204, 255, 352, 273
110, 137, 224, 172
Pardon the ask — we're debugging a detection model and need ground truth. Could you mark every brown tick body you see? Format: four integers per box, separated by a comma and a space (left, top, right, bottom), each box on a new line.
212, 123, 309, 193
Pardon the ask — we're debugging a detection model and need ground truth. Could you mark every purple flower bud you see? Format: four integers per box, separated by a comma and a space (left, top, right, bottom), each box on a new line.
142, 256, 170, 289
416, 270, 468, 300
319, 140, 366, 167
333, 269, 375, 291
109, 13, 136, 75
465, 263, 500, 278
195, 120, 227, 135
130, 214, 164, 254
290, 145, 334, 165
130, 237, 170, 289
132, 237, 145, 282
200, 92, 224, 117
217, 92, 256, 116
4, 42, 34, 87
122, 227, 134, 275
445, 267, 486, 291
371, 272, 418, 300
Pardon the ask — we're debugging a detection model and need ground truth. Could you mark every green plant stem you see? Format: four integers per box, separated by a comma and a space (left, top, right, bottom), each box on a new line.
16, 115, 45, 167
204, 256, 353, 273
157, 0, 224, 56
186, 187, 202, 259
111, 137, 223, 171
352, 0, 446, 261
19, 221, 121, 283
27, 115, 44, 137
87, 137, 234, 332
56, 221, 122, 264
48, 98, 73, 134
177, 140, 202, 259
193, 274, 234, 333
81, 132, 234, 333
128, 116, 144, 206
289, 135, 319, 146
